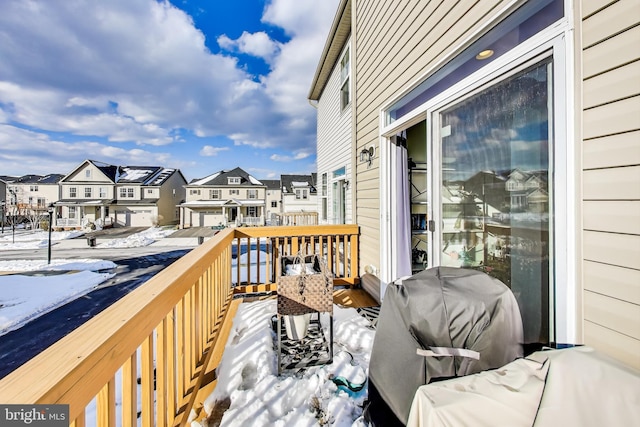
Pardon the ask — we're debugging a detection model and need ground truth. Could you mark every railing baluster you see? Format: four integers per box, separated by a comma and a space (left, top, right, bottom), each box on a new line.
141, 333, 155, 427
195, 279, 202, 361
185, 289, 194, 383
166, 309, 176, 424
121, 353, 137, 427
156, 318, 167, 427
176, 300, 185, 406
97, 377, 116, 427
71, 410, 86, 427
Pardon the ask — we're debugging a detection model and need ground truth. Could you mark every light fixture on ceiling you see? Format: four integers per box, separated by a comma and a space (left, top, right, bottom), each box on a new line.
475, 49, 494, 60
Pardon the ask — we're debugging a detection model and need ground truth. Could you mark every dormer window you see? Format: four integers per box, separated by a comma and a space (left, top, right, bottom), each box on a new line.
295, 189, 308, 200
228, 177, 241, 185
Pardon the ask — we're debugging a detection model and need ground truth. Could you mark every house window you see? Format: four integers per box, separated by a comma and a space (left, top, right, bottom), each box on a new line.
228, 177, 241, 185
247, 206, 257, 217
340, 46, 350, 110
69, 206, 77, 219
229, 189, 239, 196
210, 189, 221, 199
30, 185, 38, 192
85, 187, 92, 198
247, 189, 258, 199
147, 189, 153, 194
190, 189, 201, 195
271, 201, 278, 208
28, 196, 33, 205
119, 187, 134, 198
333, 167, 346, 178
321, 173, 328, 221
37, 198, 46, 208
69, 187, 77, 198
99, 187, 107, 198
295, 189, 308, 200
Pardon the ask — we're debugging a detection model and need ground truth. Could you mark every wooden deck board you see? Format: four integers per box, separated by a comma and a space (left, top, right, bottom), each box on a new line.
333, 288, 379, 308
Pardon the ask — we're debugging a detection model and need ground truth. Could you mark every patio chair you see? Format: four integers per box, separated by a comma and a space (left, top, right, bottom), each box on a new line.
277, 252, 334, 374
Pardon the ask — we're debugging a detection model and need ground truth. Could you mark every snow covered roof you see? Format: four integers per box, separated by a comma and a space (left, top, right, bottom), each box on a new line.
117, 167, 162, 184
281, 174, 317, 194
188, 167, 264, 187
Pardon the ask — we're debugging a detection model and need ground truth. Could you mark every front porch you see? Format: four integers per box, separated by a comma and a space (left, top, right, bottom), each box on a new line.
0, 225, 367, 426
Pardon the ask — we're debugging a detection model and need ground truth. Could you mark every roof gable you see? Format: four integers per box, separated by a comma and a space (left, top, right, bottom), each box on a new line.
61, 160, 118, 183
189, 167, 263, 187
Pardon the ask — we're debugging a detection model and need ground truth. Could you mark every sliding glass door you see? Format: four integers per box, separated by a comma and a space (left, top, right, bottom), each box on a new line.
433, 58, 553, 345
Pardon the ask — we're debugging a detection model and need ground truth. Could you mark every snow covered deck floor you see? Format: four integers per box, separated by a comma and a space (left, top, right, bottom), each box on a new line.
194, 289, 380, 426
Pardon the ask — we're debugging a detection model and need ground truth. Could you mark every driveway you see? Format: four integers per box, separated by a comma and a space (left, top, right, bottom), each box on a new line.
84, 226, 149, 239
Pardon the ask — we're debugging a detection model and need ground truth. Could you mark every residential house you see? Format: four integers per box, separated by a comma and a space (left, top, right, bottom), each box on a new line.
309, 0, 640, 369
5, 174, 63, 213
180, 167, 267, 227
309, 5, 354, 225
0, 177, 9, 229
279, 174, 319, 225
280, 174, 318, 213
262, 179, 282, 225
112, 166, 186, 227
55, 160, 186, 229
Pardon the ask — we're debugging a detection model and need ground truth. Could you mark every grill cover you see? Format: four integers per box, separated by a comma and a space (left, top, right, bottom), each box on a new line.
365, 267, 523, 426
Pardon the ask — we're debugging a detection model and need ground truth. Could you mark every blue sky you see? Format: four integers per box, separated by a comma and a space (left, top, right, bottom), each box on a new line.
0, 0, 339, 182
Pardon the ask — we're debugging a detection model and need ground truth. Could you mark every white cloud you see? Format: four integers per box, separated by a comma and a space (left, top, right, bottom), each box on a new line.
0, 124, 172, 174
0, 0, 340, 175
199, 145, 229, 156
218, 31, 280, 62
270, 151, 312, 162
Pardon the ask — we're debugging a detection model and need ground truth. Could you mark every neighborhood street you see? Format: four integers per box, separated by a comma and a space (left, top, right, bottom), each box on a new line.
0, 232, 197, 379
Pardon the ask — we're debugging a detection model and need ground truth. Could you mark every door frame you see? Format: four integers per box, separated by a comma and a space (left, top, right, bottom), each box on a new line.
379, 31, 576, 343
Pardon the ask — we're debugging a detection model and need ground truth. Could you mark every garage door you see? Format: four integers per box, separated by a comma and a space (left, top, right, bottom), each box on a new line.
129, 210, 152, 227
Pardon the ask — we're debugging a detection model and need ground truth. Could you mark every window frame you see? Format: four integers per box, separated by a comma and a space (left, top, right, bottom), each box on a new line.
339, 46, 351, 111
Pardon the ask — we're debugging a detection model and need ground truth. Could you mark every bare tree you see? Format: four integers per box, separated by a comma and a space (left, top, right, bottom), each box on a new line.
25, 207, 49, 231
5, 204, 26, 243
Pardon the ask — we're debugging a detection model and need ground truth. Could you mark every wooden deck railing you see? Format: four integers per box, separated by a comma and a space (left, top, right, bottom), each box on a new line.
0, 224, 359, 426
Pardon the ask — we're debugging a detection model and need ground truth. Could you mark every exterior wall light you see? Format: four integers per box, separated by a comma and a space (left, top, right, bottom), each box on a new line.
360, 146, 375, 167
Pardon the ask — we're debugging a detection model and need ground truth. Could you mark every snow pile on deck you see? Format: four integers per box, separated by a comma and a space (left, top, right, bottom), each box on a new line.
198, 299, 375, 427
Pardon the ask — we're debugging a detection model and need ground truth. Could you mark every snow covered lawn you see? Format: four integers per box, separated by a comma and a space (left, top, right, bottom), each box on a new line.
0, 229, 84, 250
0, 259, 116, 335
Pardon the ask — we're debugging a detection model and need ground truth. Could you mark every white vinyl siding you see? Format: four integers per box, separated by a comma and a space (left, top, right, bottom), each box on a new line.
317, 37, 353, 225
580, 0, 640, 369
